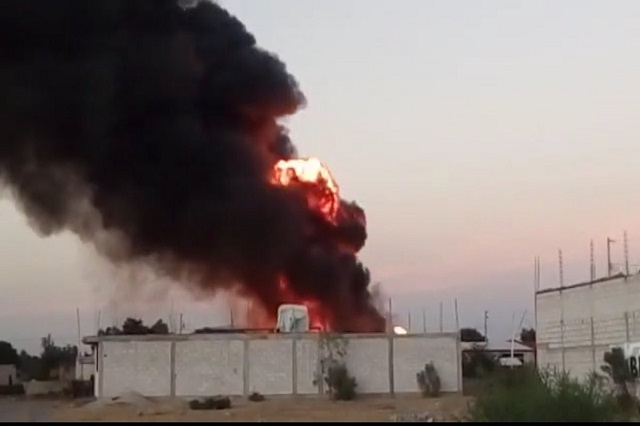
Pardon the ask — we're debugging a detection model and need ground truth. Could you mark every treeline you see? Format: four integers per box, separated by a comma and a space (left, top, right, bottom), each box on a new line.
0, 335, 77, 381
98, 317, 170, 336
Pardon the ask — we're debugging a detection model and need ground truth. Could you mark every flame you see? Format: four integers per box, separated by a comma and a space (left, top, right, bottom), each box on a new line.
271, 157, 340, 221
269, 158, 342, 330
393, 326, 408, 335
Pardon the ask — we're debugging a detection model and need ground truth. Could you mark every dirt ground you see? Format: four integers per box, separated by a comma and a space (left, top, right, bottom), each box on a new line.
0, 397, 57, 422
52, 394, 473, 422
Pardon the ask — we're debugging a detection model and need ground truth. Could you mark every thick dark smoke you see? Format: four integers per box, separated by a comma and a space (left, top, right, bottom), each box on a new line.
0, 0, 386, 332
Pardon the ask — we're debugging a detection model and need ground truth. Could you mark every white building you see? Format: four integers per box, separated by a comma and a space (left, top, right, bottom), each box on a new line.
0, 364, 18, 386
536, 272, 640, 380
82, 331, 462, 398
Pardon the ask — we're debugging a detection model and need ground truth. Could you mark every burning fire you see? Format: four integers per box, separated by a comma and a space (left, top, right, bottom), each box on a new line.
255, 156, 383, 334
268, 157, 346, 331
272, 158, 340, 222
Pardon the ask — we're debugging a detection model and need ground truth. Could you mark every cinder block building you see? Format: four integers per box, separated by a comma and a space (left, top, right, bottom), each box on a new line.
536, 272, 640, 379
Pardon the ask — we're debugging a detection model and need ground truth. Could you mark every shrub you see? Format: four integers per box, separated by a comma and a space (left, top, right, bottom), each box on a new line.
189, 395, 231, 410
467, 366, 623, 422
248, 391, 265, 402
0, 384, 25, 396
602, 347, 639, 413
417, 362, 441, 397
462, 349, 498, 378
325, 362, 357, 401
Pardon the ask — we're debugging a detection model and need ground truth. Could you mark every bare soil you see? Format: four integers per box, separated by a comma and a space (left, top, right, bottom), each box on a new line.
53, 394, 472, 422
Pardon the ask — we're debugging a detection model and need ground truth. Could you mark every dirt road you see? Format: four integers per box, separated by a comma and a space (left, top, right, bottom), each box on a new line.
53, 394, 472, 422
0, 397, 56, 422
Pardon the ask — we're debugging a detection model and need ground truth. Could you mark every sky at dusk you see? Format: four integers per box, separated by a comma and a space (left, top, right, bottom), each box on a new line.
1, 0, 639, 354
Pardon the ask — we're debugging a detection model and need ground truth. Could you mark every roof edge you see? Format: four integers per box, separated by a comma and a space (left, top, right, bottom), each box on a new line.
536, 272, 629, 296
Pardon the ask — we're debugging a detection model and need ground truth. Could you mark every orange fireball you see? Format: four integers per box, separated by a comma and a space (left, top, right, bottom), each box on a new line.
271, 157, 340, 221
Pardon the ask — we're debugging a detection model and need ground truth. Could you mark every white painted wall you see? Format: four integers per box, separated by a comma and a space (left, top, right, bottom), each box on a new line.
393, 335, 461, 393
95, 332, 461, 398
343, 337, 389, 394
536, 273, 640, 380
100, 341, 172, 397
175, 339, 244, 397
0, 364, 17, 386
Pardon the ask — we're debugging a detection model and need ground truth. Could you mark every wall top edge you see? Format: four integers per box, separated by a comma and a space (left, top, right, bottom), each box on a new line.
83, 331, 459, 344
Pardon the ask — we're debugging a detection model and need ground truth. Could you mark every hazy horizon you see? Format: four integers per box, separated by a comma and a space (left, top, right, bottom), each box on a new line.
1, 0, 639, 354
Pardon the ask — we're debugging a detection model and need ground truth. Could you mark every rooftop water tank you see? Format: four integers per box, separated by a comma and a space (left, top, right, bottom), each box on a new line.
276, 304, 310, 333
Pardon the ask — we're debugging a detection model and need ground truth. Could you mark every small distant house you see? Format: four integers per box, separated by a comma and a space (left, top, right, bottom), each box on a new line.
485, 340, 536, 365
76, 351, 95, 381
462, 339, 535, 367
0, 364, 18, 386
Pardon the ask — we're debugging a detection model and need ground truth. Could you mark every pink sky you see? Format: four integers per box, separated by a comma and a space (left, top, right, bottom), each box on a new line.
1, 0, 639, 353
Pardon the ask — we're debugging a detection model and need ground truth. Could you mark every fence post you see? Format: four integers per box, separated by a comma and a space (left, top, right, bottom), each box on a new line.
243, 337, 249, 396
590, 316, 596, 372
98, 341, 104, 398
170, 341, 176, 397
292, 336, 298, 395
388, 334, 395, 396
625, 312, 630, 342
316, 333, 324, 396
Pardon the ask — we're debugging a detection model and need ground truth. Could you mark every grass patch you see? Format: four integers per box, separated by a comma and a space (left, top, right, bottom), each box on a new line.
467, 366, 626, 422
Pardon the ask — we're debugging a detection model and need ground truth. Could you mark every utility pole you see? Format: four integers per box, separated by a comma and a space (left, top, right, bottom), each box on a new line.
533, 256, 537, 329
422, 308, 426, 333
590, 240, 595, 281
454, 299, 460, 333
558, 249, 564, 287
607, 237, 616, 276
439, 302, 443, 333
624, 231, 630, 276
388, 298, 393, 334
76, 308, 83, 379
483, 310, 489, 342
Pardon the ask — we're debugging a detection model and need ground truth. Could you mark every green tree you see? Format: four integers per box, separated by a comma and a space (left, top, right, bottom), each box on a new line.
39, 334, 77, 379
100, 317, 170, 335
18, 350, 45, 380
601, 347, 638, 412
0, 341, 19, 365
520, 328, 536, 346
460, 327, 486, 342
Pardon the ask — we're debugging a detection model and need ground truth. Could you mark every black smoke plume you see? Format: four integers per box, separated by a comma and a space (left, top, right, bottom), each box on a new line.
0, 0, 385, 332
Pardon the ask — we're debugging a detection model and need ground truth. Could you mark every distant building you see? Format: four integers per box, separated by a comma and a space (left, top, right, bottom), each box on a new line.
462, 340, 535, 366
536, 272, 640, 380
76, 352, 95, 381
0, 364, 18, 386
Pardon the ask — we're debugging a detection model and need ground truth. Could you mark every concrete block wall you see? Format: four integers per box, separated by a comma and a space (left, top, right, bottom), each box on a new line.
393, 334, 460, 393
100, 341, 172, 397
536, 274, 640, 380
96, 332, 460, 398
